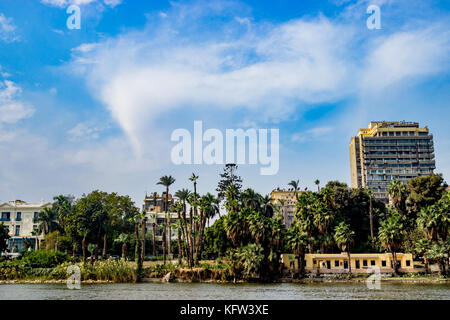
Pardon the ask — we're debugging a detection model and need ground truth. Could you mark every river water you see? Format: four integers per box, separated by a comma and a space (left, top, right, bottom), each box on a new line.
0, 282, 449, 300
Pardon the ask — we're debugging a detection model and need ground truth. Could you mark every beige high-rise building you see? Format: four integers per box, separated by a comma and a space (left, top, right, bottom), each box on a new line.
349, 121, 435, 202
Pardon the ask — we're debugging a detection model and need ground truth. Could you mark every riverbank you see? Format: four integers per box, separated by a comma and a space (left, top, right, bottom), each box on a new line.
2, 275, 448, 285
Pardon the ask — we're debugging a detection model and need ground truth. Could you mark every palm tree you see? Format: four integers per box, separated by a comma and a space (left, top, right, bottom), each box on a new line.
150, 213, 157, 256
114, 233, 130, 260
79, 229, 89, 263
334, 221, 355, 274
378, 209, 404, 274
366, 189, 375, 241
315, 179, 320, 192
37, 207, 58, 235
157, 175, 176, 259
140, 211, 147, 261
87, 243, 98, 265
287, 225, 308, 276
175, 189, 192, 266
260, 195, 274, 218
31, 229, 40, 250
288, 180, 300, 200
387, 179, 407, 214
415, 238, 432, 274
161, 222, 167, 265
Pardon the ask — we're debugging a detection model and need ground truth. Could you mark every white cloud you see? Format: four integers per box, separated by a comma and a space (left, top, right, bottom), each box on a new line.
68, 2, 450, 159
0, 80, 34, 124
362, 26, 450, 91
40, 0, 122, 8
291, 127, 333, 144
0, 13, 18, 42
67, 122, 102, 141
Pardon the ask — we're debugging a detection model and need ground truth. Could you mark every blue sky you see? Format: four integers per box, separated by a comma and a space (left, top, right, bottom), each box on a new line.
0, 0, 449, 206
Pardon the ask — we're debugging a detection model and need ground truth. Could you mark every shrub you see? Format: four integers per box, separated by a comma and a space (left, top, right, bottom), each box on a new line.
21, 250, 70, 268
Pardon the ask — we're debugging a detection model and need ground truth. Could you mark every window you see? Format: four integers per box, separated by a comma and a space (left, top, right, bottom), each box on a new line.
406, 260, 411, 267
33, 225, 38, 230
15, 225, 20, 236
371, 260, 376, 266
16, 212, 22, 221
1, 212, 10, 221
33, 212, 38, 221
313, 260, 316, 265
382, 260, 386, 267
334, 260, 339, 267
363, 260, 368, 267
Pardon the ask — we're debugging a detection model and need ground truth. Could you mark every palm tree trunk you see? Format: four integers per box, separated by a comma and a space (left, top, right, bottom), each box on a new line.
166, 186, 171, 259
103, 233, 107, 258
348, 252, 352, 274
177, 231, 182, 264
141, 218, 146, 261
369, 195, 374, 240
82, 236, 87, 263
392, 251, 398, 274
424, 255, 430, 274
189, 207, 194, 266
162, 229, 167, 265
152, 223, 156, 256
122, 242, 127, 261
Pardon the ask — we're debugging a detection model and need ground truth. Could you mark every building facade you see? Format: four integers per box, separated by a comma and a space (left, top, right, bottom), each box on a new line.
270, 189, 301, 228
142, 192, 179, 243
350, 121, 435, 202
142, 192, 174, 213
0, 200, 52, 254
282, 252, 417, 274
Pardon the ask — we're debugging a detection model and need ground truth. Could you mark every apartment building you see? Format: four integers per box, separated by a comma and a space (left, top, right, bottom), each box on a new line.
142, 192, 178, 243
270, 189, 301, 228
0, 200, 52, 254
350, 121, 435, 202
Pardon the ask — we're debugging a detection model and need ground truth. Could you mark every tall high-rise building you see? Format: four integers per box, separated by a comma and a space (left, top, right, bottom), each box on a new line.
349, 121, 435, 202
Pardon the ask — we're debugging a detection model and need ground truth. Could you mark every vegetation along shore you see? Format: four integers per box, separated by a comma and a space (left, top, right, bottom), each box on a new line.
1, 164, 449, 284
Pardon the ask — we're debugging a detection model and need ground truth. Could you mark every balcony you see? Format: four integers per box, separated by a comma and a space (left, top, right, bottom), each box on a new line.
0, 218, 10, 222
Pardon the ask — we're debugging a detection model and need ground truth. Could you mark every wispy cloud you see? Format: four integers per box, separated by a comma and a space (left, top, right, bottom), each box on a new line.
291, 127, 333, 144
0, 13, 19, 42
69, 1, 450, 158
40, 0, 122, 8
0, 80, 34, 124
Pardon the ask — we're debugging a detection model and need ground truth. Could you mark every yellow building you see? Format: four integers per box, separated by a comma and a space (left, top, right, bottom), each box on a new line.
350, 121, 435, 202
282, 253, 417, 273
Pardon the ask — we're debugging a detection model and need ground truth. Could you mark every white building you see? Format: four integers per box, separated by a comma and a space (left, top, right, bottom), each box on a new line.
0, 200, 52, 253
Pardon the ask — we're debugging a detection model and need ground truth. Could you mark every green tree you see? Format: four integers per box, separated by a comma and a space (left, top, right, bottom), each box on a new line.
415, 238, 432, 274
407, 174, 448, 216
378, 208, 404, 274
157, 175, 176, 259
334, 221, 355, 274
114, 233, 130, 260
288, 180, 300, 200
387, 179, 408, 215
37, 207, 59, 235
87, 243, 98, 264
0, 223, 10, 254
287, 224, 308, 276
315, 179, 320, 192
216, 163, 242, 201
427, 242, 449, 276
